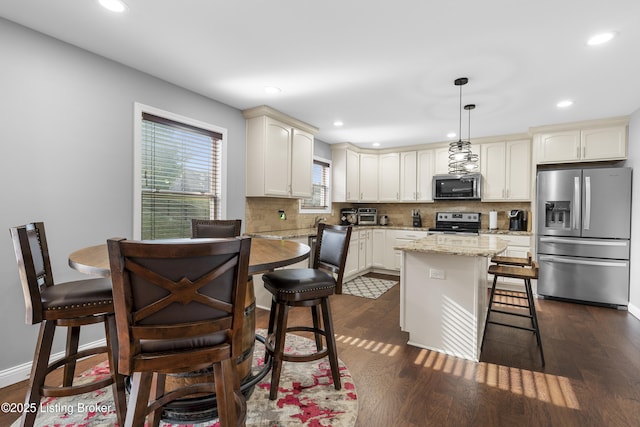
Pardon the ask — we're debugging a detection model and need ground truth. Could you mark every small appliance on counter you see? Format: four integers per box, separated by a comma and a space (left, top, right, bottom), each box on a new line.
340, 208, 357, 226
379, 215, 389, 226
357, 207, 377, 225
411, 209, 422, 227
508, 210, 527, 231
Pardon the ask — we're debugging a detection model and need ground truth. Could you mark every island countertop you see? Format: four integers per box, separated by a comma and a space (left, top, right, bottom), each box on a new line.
394, 234, 508, 257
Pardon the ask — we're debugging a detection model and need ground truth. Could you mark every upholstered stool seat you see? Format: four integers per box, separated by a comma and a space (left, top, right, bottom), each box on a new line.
263, 269, 336, 301
262, 223, 352, 401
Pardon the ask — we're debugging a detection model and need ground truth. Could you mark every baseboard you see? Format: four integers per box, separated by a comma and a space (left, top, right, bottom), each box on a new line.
628, 302, 640, 320
0, 338, 106, 389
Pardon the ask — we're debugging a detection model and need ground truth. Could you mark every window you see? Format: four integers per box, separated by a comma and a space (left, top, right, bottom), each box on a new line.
300, 158, 331, 213
134, 104, 226, 240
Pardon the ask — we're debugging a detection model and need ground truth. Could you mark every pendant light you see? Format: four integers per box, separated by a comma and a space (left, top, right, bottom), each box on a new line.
448, 77, 477, 174
463, 103, 479, 172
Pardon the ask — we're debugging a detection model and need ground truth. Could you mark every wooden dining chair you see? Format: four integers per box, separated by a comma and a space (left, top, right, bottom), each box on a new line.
261, 223, 352, 400
107, 236, 251, 427
191, 219, 242, 238
9, 222, 126, 427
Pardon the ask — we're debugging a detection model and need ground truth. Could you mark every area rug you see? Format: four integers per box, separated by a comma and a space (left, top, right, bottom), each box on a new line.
14, 329, 357, 427
342, 276, 398, 299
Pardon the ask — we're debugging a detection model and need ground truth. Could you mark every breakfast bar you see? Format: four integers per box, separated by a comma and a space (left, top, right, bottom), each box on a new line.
396, 234, 508, 362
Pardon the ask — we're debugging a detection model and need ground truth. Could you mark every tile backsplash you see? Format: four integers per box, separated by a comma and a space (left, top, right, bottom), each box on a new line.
245, 197, 533, 233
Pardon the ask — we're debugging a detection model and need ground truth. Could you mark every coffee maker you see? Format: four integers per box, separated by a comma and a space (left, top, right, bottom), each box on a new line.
508, 210, 527, 231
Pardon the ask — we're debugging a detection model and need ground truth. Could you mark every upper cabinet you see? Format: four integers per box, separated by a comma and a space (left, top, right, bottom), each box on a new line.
535, 123, 627, 164
359, 153, 379, 201
433, 144, 481, 175
481, 139, 531, 201
379, 152, 400, 202
244, 106, 317, 198
400, 150, 434, 202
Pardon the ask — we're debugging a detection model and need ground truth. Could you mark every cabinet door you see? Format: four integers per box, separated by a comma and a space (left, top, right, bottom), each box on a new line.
416, 149, 434, 201
264, 118, 292, 196
480, 142, 507, 201
581, 126, 627, 161
379, 153, 400, 201
505, 139, 531, 200
345, 237, 360, 279
359, 153, 379, 201
372, 229, 386, 268
538, 131, 580, 163
400, 151, 418, 201
434, 147, 450, 175
358, 232, 367, 271
290, 129, 314, 198
346, 149, 360, 201
365, 229, 373, 268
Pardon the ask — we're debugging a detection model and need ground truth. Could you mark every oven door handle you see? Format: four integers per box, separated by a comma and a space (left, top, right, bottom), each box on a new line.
539, 255, 627, 268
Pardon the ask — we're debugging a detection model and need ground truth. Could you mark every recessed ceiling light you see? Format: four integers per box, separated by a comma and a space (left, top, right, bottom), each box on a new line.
264, 86, 282, 94
587, 32, 616, 46
99, 0, 128, 13
372, 142, 381, 147
447, 132, 457, 139
557, 100, 574, 108
333, 121, 344, 127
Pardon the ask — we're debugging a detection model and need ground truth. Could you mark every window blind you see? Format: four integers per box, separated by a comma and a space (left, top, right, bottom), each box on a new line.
301, 159, 330, 209
141, 113, 221, 239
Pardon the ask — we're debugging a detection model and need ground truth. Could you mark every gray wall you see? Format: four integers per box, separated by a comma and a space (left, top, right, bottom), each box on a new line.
625, 108, 640, 314
0, 18, 247, 371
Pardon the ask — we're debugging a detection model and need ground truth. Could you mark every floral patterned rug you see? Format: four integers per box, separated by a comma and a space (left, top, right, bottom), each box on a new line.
14, 329, 358, 427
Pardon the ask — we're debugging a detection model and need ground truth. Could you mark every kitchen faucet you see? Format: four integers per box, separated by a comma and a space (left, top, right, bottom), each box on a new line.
313, 216, 326, 228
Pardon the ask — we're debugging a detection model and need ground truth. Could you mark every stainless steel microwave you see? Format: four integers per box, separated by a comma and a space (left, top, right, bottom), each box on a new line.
432, 173, 481, 200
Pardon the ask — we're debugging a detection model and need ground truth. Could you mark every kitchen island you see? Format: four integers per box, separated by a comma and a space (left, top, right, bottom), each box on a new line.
395, 234, 508, 361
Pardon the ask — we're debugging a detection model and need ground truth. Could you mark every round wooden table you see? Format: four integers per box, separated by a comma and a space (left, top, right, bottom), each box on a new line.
68, 237, 310, 277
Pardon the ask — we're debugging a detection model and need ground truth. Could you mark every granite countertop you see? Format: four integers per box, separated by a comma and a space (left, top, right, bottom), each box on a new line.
245, 226, 531, 240
244, 228, 317, 239
394, 234, 508, 257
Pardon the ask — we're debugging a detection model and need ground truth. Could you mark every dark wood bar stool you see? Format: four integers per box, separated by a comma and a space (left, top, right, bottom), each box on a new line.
490, 251, 532, 267
261, 223, 352, 400
482, 260, 545, 366
191, 219, 242, 238
9, 222, 127, 427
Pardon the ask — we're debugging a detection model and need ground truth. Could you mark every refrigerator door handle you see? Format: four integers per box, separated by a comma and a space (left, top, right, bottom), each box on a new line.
539, 237, 629, 247
539, 255, 627, 268
573, 176, 580, 230
584, 176, 591, 230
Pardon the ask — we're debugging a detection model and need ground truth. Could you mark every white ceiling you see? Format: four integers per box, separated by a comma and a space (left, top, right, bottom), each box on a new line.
2, 0, 640, 149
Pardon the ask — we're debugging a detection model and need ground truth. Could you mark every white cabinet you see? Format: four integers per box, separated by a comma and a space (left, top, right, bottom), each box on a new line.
385, 229, 429, 271
378, 153, 400, 201
332, 146, 361, 202
537, 125, 627, 164
434, 144, 480, 175
481, 139, 531, 201
359, 153, 379, 201
400, 150, 434, 202
372, 229, 386, 268
344, 232, 360, 279
244, 107, 317, 198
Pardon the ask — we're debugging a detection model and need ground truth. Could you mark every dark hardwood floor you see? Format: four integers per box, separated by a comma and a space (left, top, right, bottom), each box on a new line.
3, 273, 640, 426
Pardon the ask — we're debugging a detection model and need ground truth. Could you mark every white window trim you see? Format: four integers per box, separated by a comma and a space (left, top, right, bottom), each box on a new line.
299, 156, 332, 215
133, 102, 228, 239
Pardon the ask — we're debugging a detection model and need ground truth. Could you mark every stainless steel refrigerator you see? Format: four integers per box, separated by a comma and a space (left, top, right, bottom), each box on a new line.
537, 167, 632, 308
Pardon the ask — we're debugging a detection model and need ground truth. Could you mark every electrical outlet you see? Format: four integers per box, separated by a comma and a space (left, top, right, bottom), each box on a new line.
429, 268, 446, 280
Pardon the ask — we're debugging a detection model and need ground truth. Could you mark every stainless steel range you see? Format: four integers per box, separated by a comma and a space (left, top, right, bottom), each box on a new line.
429, 212, 481, 235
